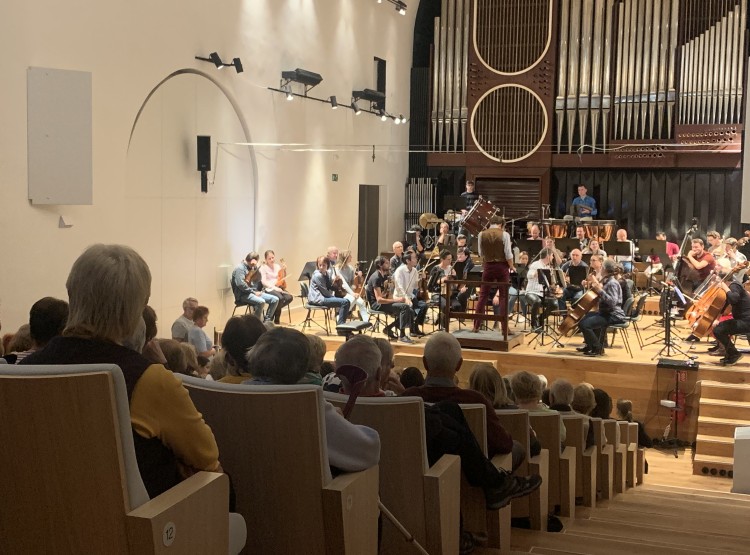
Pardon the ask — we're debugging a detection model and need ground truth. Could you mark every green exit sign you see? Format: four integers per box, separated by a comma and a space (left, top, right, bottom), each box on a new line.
331, 174, 338, 182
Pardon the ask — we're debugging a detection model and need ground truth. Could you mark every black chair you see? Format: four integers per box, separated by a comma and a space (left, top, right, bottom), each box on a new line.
231, 301, 251, 317
298, 282, 333, 335
607, 296, 636, 358
365, 294, 394, 338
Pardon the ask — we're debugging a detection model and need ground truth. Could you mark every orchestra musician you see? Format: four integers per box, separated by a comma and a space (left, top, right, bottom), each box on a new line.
684, 238, 717, 291
260, 250, 294, 324
542, 237, 564, 266
366, 256, 416, 343
456, 234, 469, 249
710, 258, 750, 366
326, 246, 368, 323
587, 254, 604, 281
722, 237, 748, 270
309, 256, 350, 326
458, 179, 480, 243
472, 215, 515, 336
706, 230, 724, 256
528, 224, 542, 240
436, 221, 457, 248
644, 231, 680, 277
570, 184, 598, 220
508, 251, 529, 318
583, 238, 607, 258
577, 259, 627, 357
393, 250, 428, 336
390, 241, 405, 272
231, 252, 279, 323
407, 225, 426, 258
573, 225, 589, 251
612, 229, 635, 274
524, 248, 558, 331
558, 249, 589, 313
337, 249, 371, 322
453, 247, 475, 312
428, 250, 462, 329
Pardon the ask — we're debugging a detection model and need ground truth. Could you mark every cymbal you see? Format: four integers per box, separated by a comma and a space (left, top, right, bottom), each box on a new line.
419, 212, 442, 229
444, 210, 459, 223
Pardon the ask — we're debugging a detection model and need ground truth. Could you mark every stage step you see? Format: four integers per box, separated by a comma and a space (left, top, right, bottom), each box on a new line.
693, 454, 734, 478
699, 398, 750, 420
696, 415, 750, 438
696, 434, 735, 458
700, 380, 750, 402
697, 367, 750, 385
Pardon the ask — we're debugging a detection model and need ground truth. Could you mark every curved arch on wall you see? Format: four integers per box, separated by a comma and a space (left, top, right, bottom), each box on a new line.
127, 68, 258, 245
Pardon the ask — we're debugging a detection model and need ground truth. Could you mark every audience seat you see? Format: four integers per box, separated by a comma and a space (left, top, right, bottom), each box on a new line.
181, 377, 379, 554
529, 412, 577, 518
604, 419, 627, 493
325, 392, 460, 555
623, 421, 639, 487
460, 403, 512, 553
0, 364, 244, 554
561, 414, 598, 507
591, 417, 614, 500
496, 409, 550, 530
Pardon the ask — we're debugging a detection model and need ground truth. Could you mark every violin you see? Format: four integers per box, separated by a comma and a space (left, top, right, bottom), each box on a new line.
244, 263, 259, 286
330, 264, 347, 298
275, 258, 287, 290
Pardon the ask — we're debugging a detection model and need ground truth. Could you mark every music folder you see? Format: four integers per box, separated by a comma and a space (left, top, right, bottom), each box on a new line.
567, 265, 588, 287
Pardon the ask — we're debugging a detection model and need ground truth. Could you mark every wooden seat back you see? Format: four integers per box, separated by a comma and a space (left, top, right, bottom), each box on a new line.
604, 419, 627, 493
1, 365, 229, 554
562, 414, 597, 507
529, 411, 576, 517
184, 379, 377, 554
591, 417, 614, 500
325, 393, 460, 555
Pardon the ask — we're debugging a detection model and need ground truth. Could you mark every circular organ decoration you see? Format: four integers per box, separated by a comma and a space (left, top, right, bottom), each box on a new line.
471, 85, 547, 163
474, 0, 552, 74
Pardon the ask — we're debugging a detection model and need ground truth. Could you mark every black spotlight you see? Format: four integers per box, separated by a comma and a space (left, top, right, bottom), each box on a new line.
231, 57, 244, 74
209, 52, 224, 69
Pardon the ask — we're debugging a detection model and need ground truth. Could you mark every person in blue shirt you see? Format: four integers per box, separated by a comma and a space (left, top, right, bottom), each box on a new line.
571, 184, 598, 219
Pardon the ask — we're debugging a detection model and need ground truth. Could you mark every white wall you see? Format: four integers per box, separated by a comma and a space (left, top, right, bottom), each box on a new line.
0, 0, 415, 335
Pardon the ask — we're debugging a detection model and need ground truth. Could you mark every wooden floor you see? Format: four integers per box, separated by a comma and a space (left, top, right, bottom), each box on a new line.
281, 305, 750, 554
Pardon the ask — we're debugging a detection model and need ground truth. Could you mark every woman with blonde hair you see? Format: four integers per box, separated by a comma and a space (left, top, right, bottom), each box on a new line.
468, 363, 516, 409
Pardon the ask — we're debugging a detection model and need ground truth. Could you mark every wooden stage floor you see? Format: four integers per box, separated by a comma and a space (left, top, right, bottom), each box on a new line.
284, 307, 750, 447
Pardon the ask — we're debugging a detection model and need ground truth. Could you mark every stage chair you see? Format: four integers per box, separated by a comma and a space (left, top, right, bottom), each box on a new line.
529, 412, 576, 518
325, 393, 460, 555
561, 414, 598, 508
299, 281, 334, 335
0, 364, 242, 554
591, 418, 614, 500
627, 293, 649, 348
182, 378, 379, 555
460, 404, 512, 553
365, 295, 393, 336
496, 409, 549, 531
604, 419, 627, 494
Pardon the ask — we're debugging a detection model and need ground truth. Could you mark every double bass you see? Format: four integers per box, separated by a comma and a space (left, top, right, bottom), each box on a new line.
686, 261, 749, 338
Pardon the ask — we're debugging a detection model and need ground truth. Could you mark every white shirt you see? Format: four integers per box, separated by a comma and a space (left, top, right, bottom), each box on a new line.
260, 263, 283, 291
393, 264, 419, 300
526, 259, 551, 296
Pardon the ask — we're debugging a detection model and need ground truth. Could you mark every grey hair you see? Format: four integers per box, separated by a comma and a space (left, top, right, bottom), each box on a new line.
550, 379, 574, 405
602, 258, 618, 275
182, 297, 198, 310
246, 328, 310, 384
423, 332, 462, 375
335, 335, 382, 382
122, 316, 146, 353
373, 338, 394, 370
64, 244, 151, 343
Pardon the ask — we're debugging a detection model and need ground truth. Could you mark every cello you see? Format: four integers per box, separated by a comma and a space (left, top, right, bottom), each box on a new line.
686, 261, 748, 338
558, 289, 600, 336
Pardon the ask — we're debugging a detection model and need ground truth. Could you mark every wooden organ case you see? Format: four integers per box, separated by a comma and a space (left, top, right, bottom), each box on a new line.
422, 0, 748, 232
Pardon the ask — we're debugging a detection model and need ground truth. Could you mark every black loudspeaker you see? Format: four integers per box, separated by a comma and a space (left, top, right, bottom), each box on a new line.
197, 135, 211, 171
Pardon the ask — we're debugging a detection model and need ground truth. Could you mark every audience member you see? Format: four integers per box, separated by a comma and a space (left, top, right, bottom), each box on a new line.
7, 325, 32, 356
590, 388, 613, 420
10, 297, 69, 363
188, 306, 215, 358
244, 328, 380, 472
570, 382, 596, 448
171, 297, 198, 342
334, 335, 387, 396
468, 363, 516, 410
209, 351, 230, 381
181, 343, 200, 376
196, 355, 212, 379
616, 399, 652, 448
159, 339, 188, 374
374, 337, 404, 396
219, 315, 266, 383
123, 317, 147, 353
402, 332, 524, 468
141, 305, 167, 365
399, 366, 425, 389
307, 334, 327, 375
511, 371, 566, 443
21, 244, 222, 498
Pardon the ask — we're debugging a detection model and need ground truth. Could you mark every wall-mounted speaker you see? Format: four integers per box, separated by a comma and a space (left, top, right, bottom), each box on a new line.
197, 135, 211, 171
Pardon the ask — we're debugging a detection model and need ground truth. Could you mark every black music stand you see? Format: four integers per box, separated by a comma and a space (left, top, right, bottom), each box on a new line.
297, 261, 319, 282
527, 269, 564, 349
567, 265, 589, 290
650, 283, 695, 360
603, 241, 634, 272
517, 239, 543, 260
637, 239, 669, 294
554, 238, 580, 258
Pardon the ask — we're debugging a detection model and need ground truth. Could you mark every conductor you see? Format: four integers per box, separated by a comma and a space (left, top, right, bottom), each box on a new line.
570, 184, 598, 220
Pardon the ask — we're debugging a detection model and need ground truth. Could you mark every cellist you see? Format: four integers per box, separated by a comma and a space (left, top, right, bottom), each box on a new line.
577, 259, 627, 357
709, 259, 750, 366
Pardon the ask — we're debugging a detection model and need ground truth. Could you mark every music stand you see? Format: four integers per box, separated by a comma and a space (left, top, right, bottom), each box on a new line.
581, 253, 593, 266
567, 265, 588, 289
637, 239, 669, 294
554, 238, 580, 258
297, 261, 319, 282
517, 239, 543, 260
527, 269, 564, 349
603, 240, 634, 273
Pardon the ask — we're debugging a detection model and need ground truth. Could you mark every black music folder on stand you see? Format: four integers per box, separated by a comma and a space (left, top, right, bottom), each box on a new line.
567, 265, 588, 288
517, 239, 543, 259
603, 241, 634, 260
297, 261, 319, 282
554, 238, 580, 257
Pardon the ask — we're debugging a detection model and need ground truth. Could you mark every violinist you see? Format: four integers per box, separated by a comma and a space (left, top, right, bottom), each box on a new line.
711, 259, 750, 365
472, 215, 515, 335
366, 256, 415, 343
231, 252, 279, 323
588, 254, 604, 282
260, 250, 294, 324
558, 249, 588, 313
393, 250, 427, 336
722, 238, 748, 270
326, 246, 368, 323
309, 256, 350, 326
578, 259, 626, 357
428, 250, 463, 329
525, 248, 558, 331
337, 249, 370, 322
454, 247, 475, 312
542, 237, 564, 266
